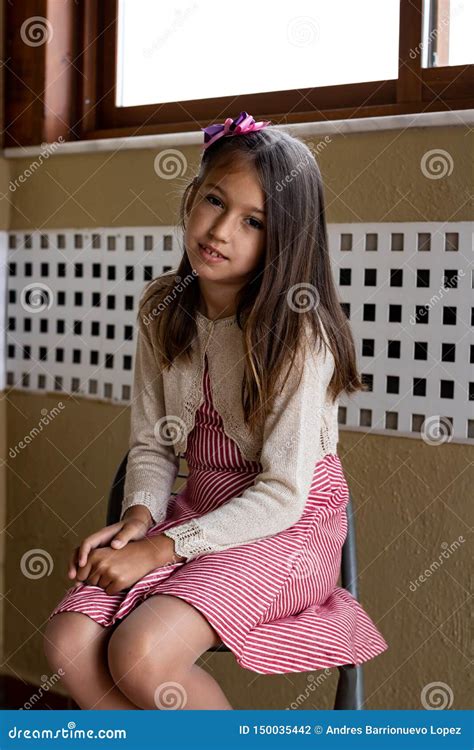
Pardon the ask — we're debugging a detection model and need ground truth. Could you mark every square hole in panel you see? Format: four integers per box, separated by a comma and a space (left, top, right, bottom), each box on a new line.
90, 351, 99, 365
413, 378, 426, 396
58, 263, 66, 277
470, 345, 474, 364
163, 235, 173, 251
387, 340, 400, 358
123, 355, 132, 370
443, 269, 458, 289
57, 234, 66, 249
440, 380, 454, 399
390, 269, 403, 286
122, 384, 131, 400
105, 354, 114, 369
360, 409, 372, 427
125, 266, 134, 281
411, 414, 425, 433
8, 234, 16, 249
417, 269, 430, 287
92, 233, 101, 248
89, 380, 98, 395
38, 374, 46, 389
387, 375, 399, 394
71, 377, 81, 392
107, 236, 116, 251
338, 405, 347, 424
92, 263, 101, 278
389, 305, 402, 323
107, 266, 116, 280
340, 234, 352, 251
362, 338, 374, 357
144, 266, 153, 281
441, 343, 455, 362
365, 233, 377, 251
364, 268, 377, 286
445, 232, 459, 251
125, 236, 134, 250
54, 376, 63, 391
56, 349, 64, 363
468, 420, 474, 438
361, 373, 373, 391
144, 235, 153, 251
40, 234, 48, 248
415, 305, 429, 324
469, 382, 474, 401
41, 262, 49, 276
417, 233, 431, 252
391, 233, 404, 251
24, 234, 32, 248
363, 304, 375, 321
385, 411, 398, 429
414, 342, 427, 360
442, 307, 457, 325
74, 234, 83, 249
339, 268, 351, 285
104, 383, 113, 399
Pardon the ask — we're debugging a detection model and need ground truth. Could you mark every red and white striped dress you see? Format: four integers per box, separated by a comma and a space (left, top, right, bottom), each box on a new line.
49, 354, 388, 674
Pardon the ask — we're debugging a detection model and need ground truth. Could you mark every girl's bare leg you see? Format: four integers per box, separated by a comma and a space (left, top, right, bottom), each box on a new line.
43, 611, 141, 709
107, 594, 233, 710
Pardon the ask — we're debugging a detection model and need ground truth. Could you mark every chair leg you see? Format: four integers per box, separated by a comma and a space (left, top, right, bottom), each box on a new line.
333, 664, 365, 710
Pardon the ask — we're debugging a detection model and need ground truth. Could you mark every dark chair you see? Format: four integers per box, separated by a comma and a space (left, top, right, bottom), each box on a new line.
107, 452, 365, 709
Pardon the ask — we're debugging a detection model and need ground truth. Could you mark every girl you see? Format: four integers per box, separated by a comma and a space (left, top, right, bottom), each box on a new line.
44, 111, 388, 711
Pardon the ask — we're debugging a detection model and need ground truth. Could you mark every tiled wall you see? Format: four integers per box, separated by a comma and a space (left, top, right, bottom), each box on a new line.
4, 222, 473, 442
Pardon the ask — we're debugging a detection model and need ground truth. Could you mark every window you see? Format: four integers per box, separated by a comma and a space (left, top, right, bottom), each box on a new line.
4, 1, 473, 146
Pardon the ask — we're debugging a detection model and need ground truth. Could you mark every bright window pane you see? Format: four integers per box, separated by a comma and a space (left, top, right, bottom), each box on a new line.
116, 0, 400, 108
422, 0, 474, 67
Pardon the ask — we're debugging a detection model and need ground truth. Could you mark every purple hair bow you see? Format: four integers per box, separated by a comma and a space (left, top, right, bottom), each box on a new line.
201, 111, 272, 150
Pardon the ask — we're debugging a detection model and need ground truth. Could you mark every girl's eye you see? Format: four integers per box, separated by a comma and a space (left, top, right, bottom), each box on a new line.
205, 195, 264, 230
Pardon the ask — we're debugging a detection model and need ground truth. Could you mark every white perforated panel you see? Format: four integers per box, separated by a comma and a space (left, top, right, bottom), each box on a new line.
5, 222, 473, 443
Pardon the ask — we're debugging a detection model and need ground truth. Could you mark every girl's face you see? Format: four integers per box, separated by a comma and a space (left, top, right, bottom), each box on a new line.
185, 162, 267, 284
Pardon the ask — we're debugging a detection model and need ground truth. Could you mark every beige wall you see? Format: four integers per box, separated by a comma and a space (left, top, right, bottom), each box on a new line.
2, 123, 472, 709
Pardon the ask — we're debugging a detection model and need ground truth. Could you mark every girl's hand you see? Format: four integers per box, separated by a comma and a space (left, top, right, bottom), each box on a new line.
72, 534, 182, 595
67, 518, 151, 582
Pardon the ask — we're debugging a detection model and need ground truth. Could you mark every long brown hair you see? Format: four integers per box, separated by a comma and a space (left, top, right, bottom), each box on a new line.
139, 126, 364, 433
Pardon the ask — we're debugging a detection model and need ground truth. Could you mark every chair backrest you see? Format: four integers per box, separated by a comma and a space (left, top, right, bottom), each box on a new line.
106, 452, 365, 709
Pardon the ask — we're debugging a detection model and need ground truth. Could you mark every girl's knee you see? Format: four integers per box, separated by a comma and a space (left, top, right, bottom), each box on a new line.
43, 612, 103, 671
107, 624, 188, 696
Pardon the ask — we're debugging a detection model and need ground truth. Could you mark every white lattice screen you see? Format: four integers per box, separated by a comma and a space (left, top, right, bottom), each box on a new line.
3, 222, 473, 443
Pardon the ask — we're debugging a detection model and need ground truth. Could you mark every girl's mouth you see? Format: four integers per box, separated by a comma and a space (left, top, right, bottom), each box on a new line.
198, 244, 228, 263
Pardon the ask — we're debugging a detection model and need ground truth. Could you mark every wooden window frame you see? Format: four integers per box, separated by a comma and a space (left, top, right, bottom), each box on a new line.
4, 0, 473, 147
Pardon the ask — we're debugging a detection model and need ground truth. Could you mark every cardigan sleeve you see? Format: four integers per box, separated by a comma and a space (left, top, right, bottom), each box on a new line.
163, 330, 336, 560
120, 314, 180, 526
